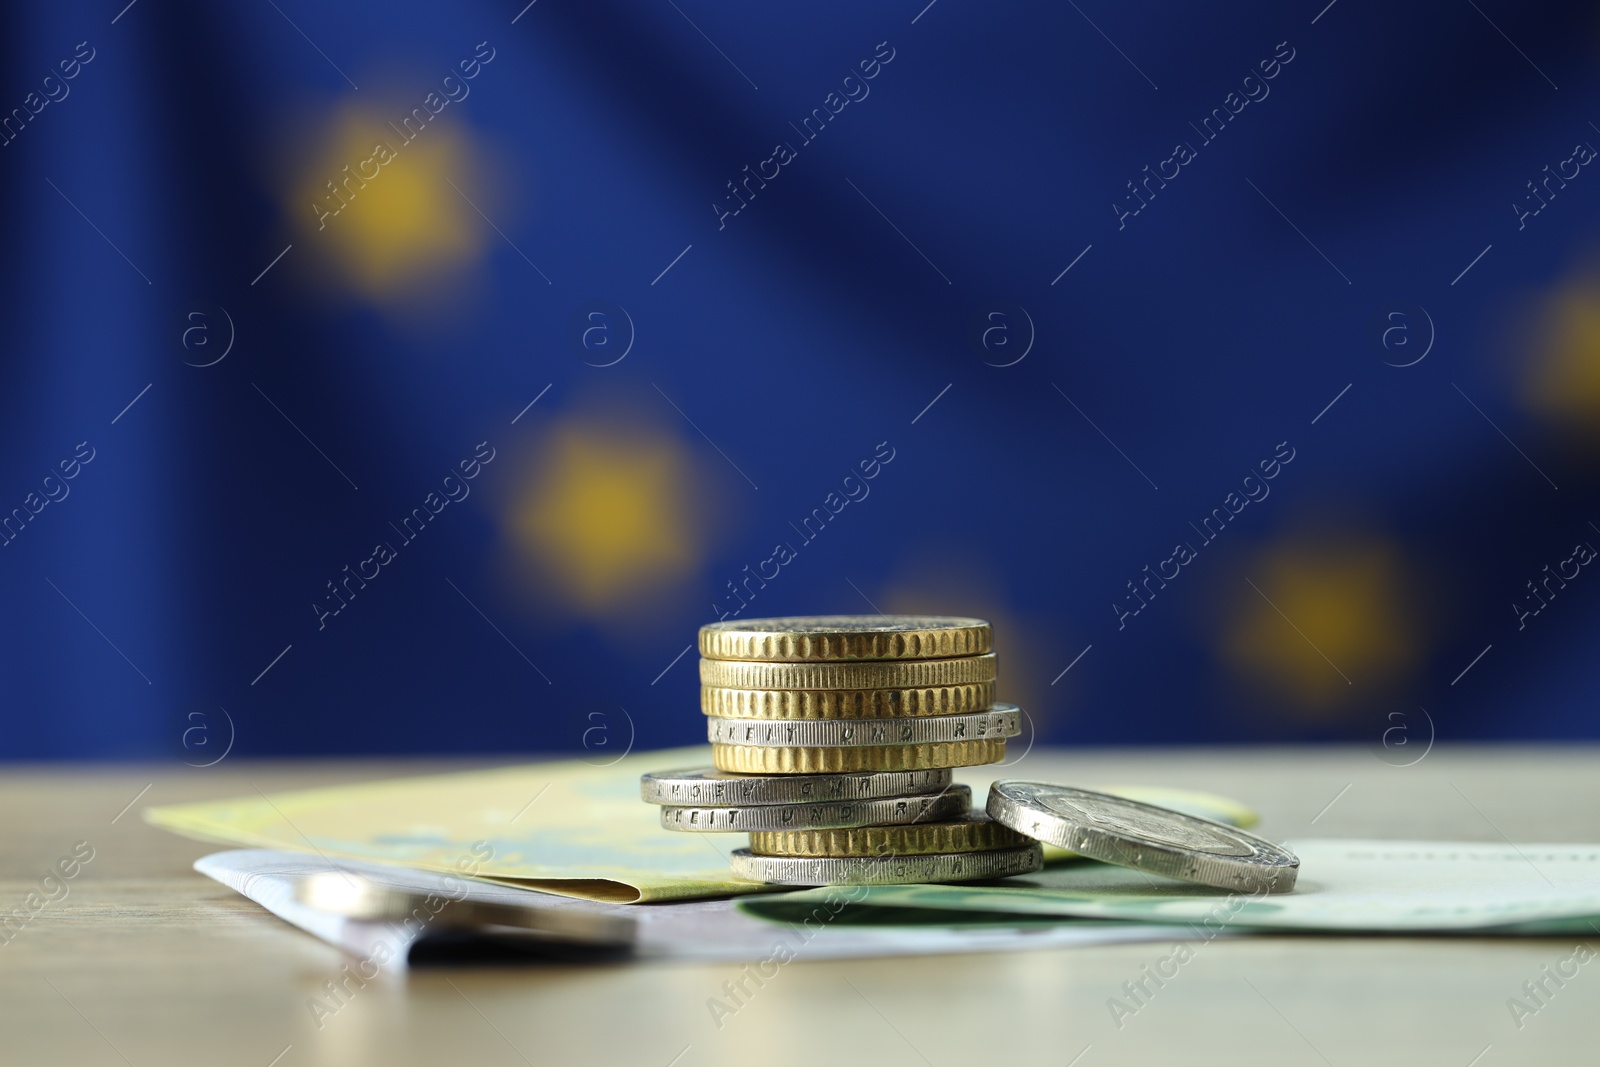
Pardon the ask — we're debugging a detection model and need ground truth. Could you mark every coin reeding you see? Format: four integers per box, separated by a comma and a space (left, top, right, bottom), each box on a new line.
712, 739, 1007, 774
698, 620, 992, 662
640, 767, 954, 805
699, 653, 997, 690
729, 844, 1043, 886
749, 817, 1031, 857
699, 682, 995, 719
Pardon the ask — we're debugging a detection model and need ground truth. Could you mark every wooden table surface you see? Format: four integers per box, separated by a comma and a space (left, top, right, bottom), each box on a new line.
2, 746, 1597, 1066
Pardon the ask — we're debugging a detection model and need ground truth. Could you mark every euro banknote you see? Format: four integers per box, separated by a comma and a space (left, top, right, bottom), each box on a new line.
145, 747, 1255, 903
742, 839, 1600, 933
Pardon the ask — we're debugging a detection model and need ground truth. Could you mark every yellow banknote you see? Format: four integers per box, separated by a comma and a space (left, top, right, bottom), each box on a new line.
147, 747, 750, 903
146, 748, 1258, 904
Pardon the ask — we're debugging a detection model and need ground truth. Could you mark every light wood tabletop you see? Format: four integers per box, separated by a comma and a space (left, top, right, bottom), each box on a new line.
2, 746, 1597, 1066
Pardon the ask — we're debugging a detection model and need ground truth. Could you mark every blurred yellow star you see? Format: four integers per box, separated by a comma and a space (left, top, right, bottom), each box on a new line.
1522, 268, 1600, 440
289, 105, 490, 300
508, 418, 708, 615
1220, 538, 1419, 716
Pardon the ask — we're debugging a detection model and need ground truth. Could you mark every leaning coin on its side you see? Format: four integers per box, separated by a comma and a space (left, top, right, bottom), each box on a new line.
706, 705, 1022, 748
659, 785, 970, 832
987, 781, 1299, 894
640, 767, 953, 806
730, 844, 1042, 886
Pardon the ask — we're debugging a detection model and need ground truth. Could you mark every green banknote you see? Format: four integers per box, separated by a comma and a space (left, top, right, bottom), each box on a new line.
741, 840, 1600, 933
145, 747, 1256, 904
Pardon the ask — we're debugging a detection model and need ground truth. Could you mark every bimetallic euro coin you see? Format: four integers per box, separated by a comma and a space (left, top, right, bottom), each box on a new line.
699, 653, 996, 691
730, 844, 1043, 886
700, 682, 994, 719
698, 615, 992, 662
713, 738, 1006, 775
640, 767, 953, 806
658, 785, 970, 832
987, 781, 1299, 894
749, 814, 1031, 857
706, 705, 1022, 748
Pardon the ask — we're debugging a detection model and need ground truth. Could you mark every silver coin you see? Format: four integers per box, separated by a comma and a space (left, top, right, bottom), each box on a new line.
987, 781, 1299, 894
659, 785, 971, 833
295, 872, 635, 944
706, 704, 1023, 748
640, 767, 953, 806
730, 844, 1043, 886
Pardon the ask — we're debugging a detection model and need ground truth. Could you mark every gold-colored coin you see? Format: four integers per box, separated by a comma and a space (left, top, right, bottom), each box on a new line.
699, 653, 996, 691
711, 739, 1005, 774
700, 682, 994, 719
699, 615, 992, 662
749, 815, 1031, 858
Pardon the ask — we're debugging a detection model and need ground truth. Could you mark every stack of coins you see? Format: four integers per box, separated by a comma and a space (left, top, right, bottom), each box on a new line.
641, 616, 1043, 886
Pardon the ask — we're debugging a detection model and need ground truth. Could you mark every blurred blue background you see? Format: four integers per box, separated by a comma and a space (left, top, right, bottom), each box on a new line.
3, 0, 1598, 760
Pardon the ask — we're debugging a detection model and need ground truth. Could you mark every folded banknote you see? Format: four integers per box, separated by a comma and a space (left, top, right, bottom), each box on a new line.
194, 848, 1189, 965
145, 747, 1256, 903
